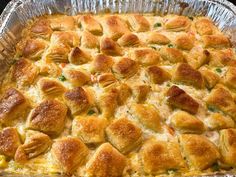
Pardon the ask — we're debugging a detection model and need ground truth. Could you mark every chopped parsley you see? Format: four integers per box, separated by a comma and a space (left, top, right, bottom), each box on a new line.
207, 105, 218, 112
168, 44, 174, 48
212, 163, 220, 171
58, 75, 66, 81
150, 46, 157, 50
154, 22, 162, 28
87, 110, 96, 115
215, 68, 222, 73
188, 16, 194, 20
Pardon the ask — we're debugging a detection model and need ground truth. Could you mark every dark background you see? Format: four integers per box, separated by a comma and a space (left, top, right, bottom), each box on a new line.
0, 0, 236, 14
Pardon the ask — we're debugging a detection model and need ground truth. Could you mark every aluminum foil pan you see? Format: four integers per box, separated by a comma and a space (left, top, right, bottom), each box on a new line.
0, 0, 236, 176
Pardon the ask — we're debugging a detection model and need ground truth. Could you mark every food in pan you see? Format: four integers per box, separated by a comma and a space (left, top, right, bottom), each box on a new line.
0, 13, 236, 176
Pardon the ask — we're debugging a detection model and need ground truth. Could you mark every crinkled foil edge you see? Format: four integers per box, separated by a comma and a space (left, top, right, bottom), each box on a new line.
0, 0, 236, 176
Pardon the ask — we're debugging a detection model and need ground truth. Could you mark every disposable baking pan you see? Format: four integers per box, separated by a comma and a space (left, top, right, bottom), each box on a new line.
0, 0, 236, 176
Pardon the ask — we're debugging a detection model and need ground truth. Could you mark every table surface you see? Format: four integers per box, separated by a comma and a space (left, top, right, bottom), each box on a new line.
0, 0, 236, 15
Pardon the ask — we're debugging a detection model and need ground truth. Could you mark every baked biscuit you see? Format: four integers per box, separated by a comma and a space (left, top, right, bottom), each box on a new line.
147, 65, 171, 84
224, 67, 236, 90
0, 88, 29, 125
98, 88, 118, 118
167, 86, 199, 114
131, 104, 162, 132
63, 69, 91, 87
195, 18, 215, 35
127, 14, 150, 32
207, 113, 235, 130
172, 63, 204, 88
90, 54, 114, 73
179, 134, 220, 170
170, 111, 205, 134
159, 47, 184, 63
164, 16, 190, 31
30, 19, 52, 39
106, 118, 142, 153
112, 57, 138, 78
117, 83, 132, 105
49, 15, 75, 31
100, 37, 123, 56
22, 38, 47, 59
132, 85, 151, 103
72, 116, 107, 144
219, 128, 236, 166
102, 15, 130, 40
175, 33, 194, 50
97, 73, 117, 88
131, 48, 160, 66
68, 47, 92, 65
52, 137, 89, 174
12, 58, 39, 87
81, 30, 99, 49
117, 33, 140, 47
0, 127, 21, 157
140, 139, 186, 174
185, 47, 210, 69
206, 84, 236, 120
199, 66, 219, 89
80, 15, 102, 35
63, 87, 91, 115
147, 32, 170, 45
15, 131, 51, 163
202, 34, 231, 49
86, 143, 126, 177
38, 77, 66, 98
27, 100, 67, 136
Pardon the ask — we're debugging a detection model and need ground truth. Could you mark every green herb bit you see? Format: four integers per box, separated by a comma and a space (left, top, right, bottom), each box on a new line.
215, 68, 222, 73
212, 163, 220, 171
58, 75, 66, 81
11, 59, 17, 65
188, 16, 194, 20
207, 105, 218, 112
87, 110, 96, 115
150, 46, 157, 50
154, 22, 162, 28
168, 44, 174, 48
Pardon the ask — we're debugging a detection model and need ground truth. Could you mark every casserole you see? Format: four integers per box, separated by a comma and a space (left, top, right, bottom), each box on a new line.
0, 0, 236, 176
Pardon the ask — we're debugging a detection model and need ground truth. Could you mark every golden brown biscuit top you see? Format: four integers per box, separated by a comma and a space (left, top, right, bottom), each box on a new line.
0, 13, 236, 176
